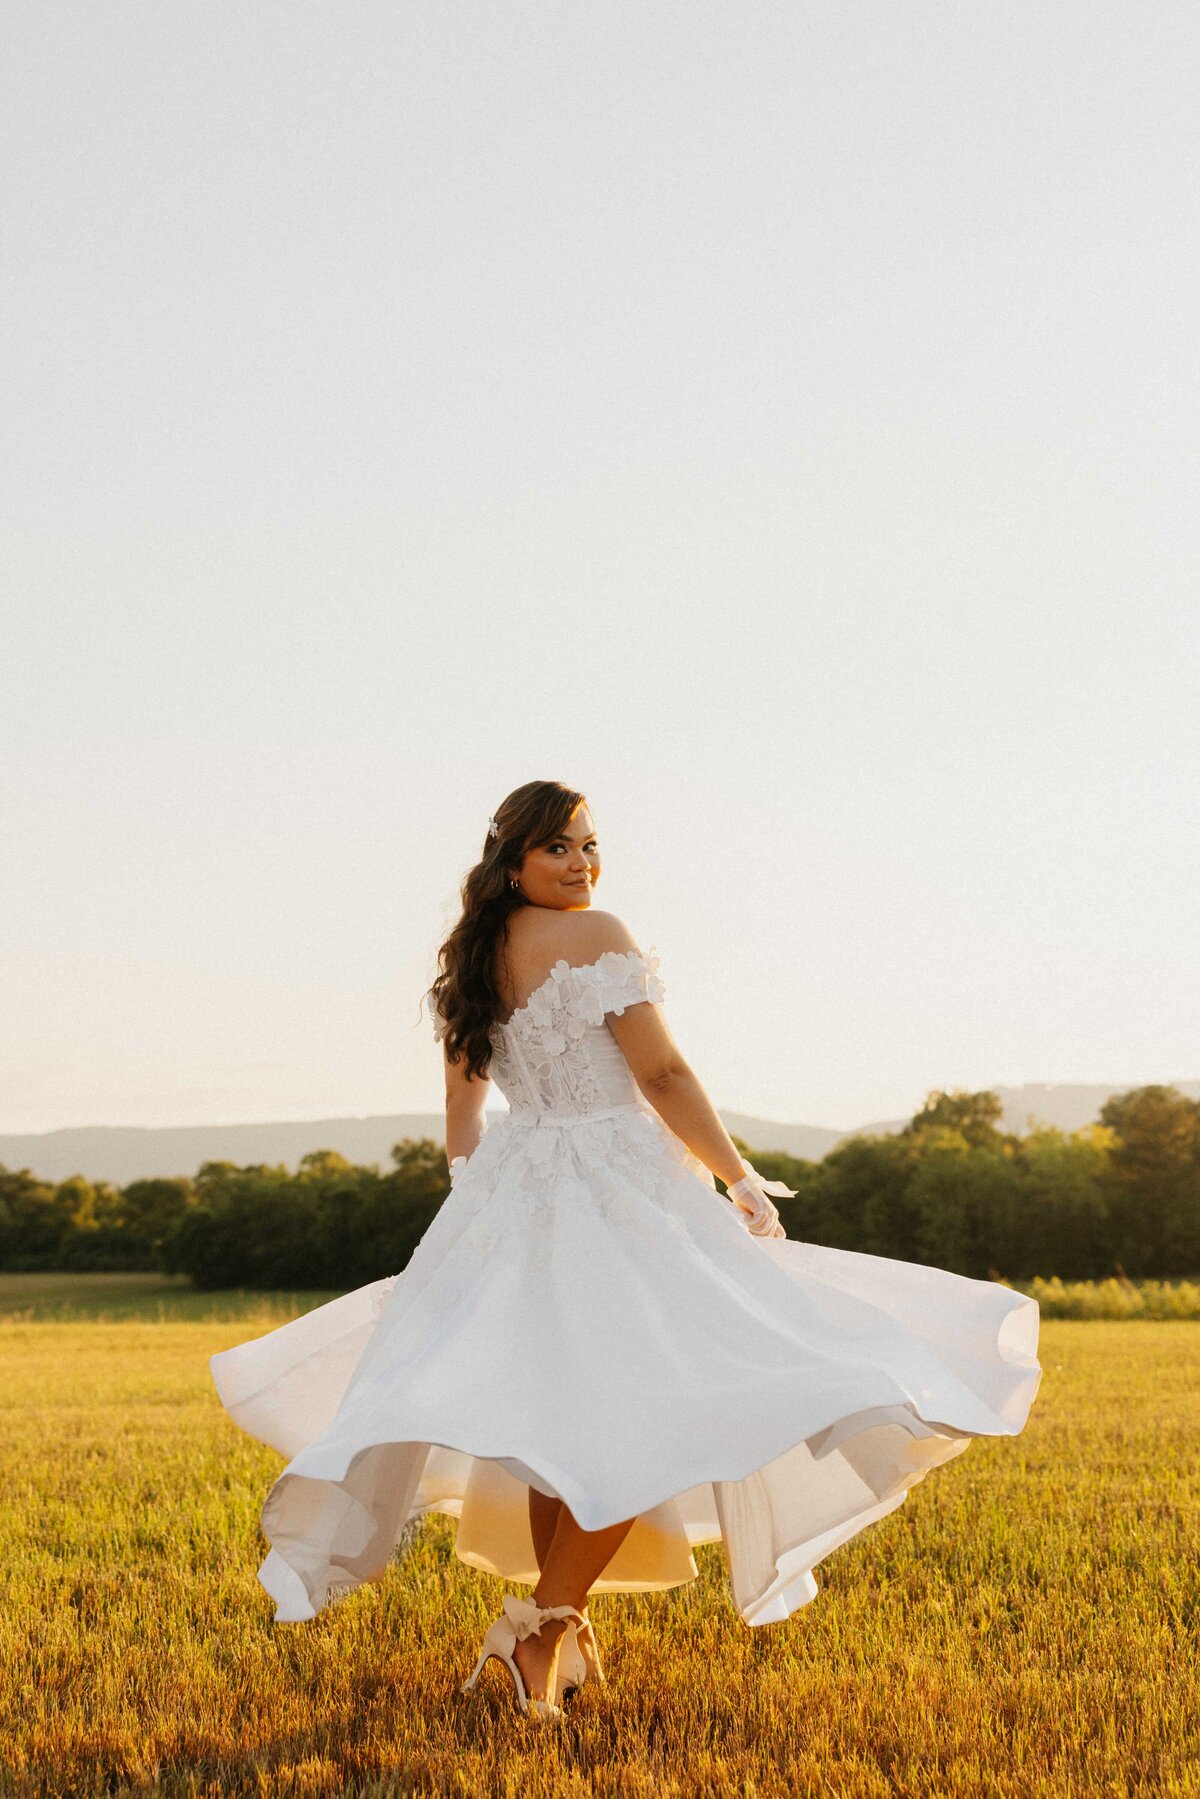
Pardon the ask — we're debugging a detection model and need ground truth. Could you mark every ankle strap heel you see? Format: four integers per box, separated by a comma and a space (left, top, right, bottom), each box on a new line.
460, 1592, 588, 1719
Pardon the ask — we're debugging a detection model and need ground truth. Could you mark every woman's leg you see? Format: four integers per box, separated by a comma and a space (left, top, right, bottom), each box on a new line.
528, 1487, 563, 1570
533, 1504, 636, 1611
514, 1501, 637, 1701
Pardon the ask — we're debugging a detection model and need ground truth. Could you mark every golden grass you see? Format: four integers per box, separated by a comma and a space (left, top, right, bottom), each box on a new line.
8, 1268, 1200, 1324
0, 1276, 1197, 1796
0, 1270, 340, 1325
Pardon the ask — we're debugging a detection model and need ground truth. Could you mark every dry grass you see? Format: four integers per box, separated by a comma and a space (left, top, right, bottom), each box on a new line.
0, 1275, 1197, 1797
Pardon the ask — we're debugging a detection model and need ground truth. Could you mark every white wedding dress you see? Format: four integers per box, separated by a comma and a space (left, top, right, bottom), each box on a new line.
210, 946, 1041, 1627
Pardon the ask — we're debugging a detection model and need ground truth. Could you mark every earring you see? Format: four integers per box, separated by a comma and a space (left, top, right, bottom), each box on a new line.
510, 878, 519, 891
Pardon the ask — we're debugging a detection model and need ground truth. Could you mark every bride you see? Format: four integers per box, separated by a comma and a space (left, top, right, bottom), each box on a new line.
211, 778, 1042, 1722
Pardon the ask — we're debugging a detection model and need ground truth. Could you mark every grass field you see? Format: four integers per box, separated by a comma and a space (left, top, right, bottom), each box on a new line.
1, 1274, 1197, 1797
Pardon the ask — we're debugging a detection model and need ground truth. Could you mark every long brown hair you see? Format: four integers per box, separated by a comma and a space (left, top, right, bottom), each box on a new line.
427, 779, 588, 1081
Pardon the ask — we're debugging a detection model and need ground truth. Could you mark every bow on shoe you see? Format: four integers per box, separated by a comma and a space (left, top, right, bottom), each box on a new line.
501, 1593, 579, 1641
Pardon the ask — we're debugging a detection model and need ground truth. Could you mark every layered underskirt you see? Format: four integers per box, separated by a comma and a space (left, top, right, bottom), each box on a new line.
210, 1102, 1041, 1626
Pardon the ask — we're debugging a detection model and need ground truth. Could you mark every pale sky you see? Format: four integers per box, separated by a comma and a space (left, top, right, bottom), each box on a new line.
2, 2, 1196, 1137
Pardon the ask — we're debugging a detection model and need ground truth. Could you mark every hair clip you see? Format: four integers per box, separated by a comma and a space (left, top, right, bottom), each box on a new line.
487, 815, 499, 838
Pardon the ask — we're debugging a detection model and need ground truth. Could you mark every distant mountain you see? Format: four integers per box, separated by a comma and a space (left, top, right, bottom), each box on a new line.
700, 1078, 1198, 1161
3, 1079, 1196, 1185
991, 1078, 1200, 1133
0, 1114, 449, 1186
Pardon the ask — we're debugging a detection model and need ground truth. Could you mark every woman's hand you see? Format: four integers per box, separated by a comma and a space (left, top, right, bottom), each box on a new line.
725, 1159, 794, 1238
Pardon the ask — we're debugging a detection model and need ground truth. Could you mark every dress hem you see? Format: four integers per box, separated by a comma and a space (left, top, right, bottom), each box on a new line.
256, 1307, 1042, 1627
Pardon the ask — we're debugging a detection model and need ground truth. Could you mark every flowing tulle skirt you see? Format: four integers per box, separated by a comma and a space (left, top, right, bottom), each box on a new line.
210, 1102, 1041, 1625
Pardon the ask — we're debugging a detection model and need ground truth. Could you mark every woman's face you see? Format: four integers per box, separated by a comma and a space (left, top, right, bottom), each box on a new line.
514, 805, 601, 909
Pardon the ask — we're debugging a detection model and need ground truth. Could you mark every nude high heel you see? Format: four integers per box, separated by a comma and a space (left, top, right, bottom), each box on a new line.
552, 1607, 605, 1700
461, 1593, 588, 1719
553, 1619, 588, 1702
575, 1609, 607, 1685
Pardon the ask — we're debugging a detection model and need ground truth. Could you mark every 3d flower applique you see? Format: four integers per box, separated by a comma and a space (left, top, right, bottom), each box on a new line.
573, 975, 608, 1028
597, 975, 632, 1015
641, 948, 667, 1005
524, 1130, 561, 1176
602, 1110, 671, 1209
593, 959, 639, 1017
603, 1190, 637, 1228
622, 1108, 666, 1154
525, 984, 556, 1026
619, 944, 665, 1004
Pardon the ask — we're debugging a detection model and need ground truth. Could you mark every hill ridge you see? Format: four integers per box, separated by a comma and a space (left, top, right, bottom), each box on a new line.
3, 1078, 1197, 1183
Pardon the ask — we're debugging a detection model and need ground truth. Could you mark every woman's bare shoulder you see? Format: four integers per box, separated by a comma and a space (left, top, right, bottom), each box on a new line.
573, 909, 642, 958
503, 905, 640, 966
495, 907, 646, 1016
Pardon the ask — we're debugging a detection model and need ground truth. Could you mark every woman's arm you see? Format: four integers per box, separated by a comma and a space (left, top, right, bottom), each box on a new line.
442, 1040, 492, 1165
638, 1066, 748, 1189
445, 1098, 489, 1164
605, 1003, 746, 1188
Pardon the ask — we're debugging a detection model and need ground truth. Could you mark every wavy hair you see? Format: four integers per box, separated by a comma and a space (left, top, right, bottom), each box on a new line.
426, 779, 588, 1081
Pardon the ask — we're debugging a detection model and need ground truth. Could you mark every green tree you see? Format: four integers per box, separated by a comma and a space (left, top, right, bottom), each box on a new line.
902, 1089, 1010, 1152
0, 1165, 59, 1264
1019, 1124, 1113, 1279
1098, 1085, 1200, 1276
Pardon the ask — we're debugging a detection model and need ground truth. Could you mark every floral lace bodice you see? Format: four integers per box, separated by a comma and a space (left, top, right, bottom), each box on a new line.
425, 946, 666, 1121
366, 943, 713, 1306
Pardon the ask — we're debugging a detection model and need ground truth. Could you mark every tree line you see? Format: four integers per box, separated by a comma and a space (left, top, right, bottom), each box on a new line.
1, 1085, 1197, 1289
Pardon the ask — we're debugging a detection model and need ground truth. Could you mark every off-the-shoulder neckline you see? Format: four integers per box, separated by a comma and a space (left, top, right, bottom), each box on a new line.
494, 945, 656, 1032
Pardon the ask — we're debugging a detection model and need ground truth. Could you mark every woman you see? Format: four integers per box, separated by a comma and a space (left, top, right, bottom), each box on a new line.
211, 778, 1041, 1722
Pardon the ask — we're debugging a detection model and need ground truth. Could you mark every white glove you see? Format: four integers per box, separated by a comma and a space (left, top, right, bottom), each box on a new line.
724, 1157, 795, 1238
